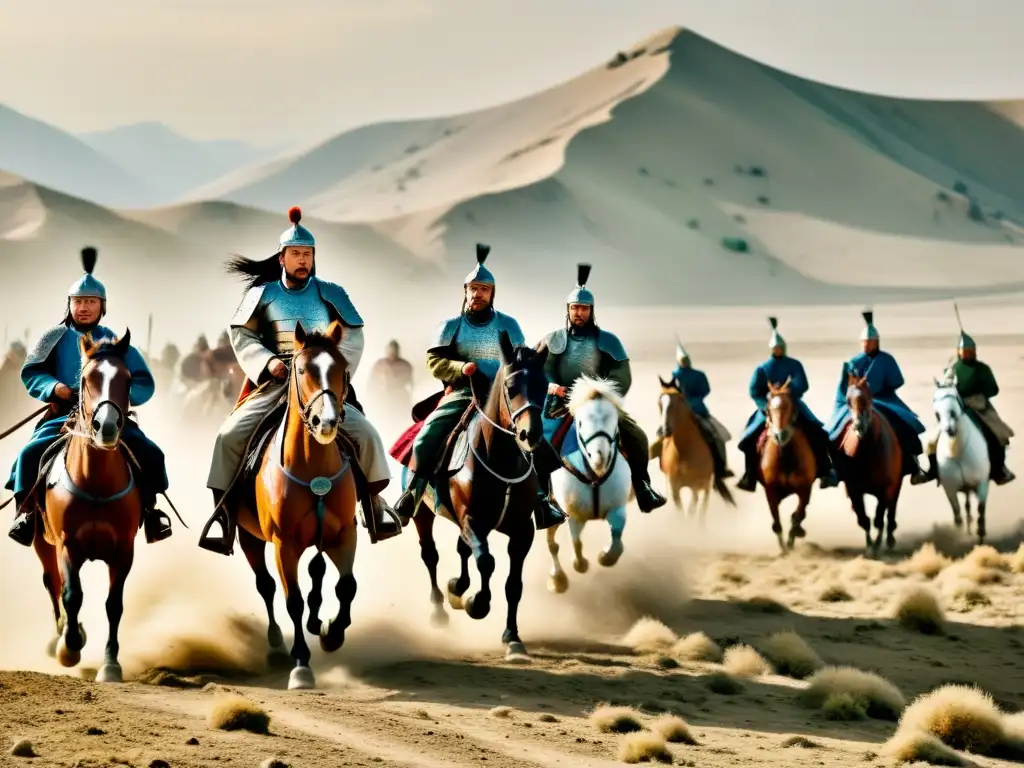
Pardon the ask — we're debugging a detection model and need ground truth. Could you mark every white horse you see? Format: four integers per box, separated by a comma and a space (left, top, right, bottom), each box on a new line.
546, 376, 632, 594
932, 378, 991, 543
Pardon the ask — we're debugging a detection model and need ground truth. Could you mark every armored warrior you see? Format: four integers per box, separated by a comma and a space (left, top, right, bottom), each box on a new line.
199, 207, 403, 554
5, 248, 173, 545
537, 264, 667, 512
393, 243, 566, 529
828, 311, 928, 481
736, 318, 839, 492
913, 323, 1015, 486
368, 339, 414, 415
652, 339, 734, 479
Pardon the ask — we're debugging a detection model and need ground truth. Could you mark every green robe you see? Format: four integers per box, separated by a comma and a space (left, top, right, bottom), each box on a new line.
951, 359, 999, 400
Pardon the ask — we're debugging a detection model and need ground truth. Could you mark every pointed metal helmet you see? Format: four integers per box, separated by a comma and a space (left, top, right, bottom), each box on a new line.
768, 316, 786, 351
464, 243, 496, 286
954, 303, 976, 350
675, 336, 690, 365
860, 308, 879, 341
67, 247, 106, 300
567, 263, 595, 306
279, 206, 316, 249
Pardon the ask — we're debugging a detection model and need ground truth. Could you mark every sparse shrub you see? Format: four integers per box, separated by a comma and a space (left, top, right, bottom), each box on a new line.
723, 644, 772, 678
822, 692, 868, 721
903, 543, 952, 578
739, 595, 786, 614
896, 684, 1024, 759
762, 631, 823, 679
968, 200, 985, 223
705, 671, 744, 695
883, 729, 970, 765
489, 706, 514, 718
721, 237, 749, 253
622, 617, 678, 652
799, 667, 905, 721
894, 586, 945, 634
618, 731, 672, 763
748, 166, 766, 177
713, 561, 748, 585
963, 545, 1010, 572
1010, 544, 1024, 574
936, 190, 952, 203
686, 218, 700, 230
590, 705, 644, 734
208, 695, 270, 734
652, 715, 697, 744
952, 180, 969, 195
672, 632, 722, 662
819, 583, 853, 602
757, 195, 770, 205
947, 581, 992, 611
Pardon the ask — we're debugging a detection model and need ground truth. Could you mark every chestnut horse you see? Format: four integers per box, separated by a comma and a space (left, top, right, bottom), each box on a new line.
410, 332, 548, 662
655, 378, 734, 522
760, 378, 816, 553
233, 321, 359, 690
837, 373, 903, 554
35, 331, 140, 682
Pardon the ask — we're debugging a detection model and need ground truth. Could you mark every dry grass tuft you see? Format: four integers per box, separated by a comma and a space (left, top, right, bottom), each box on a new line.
1010, 544, 1024, 574
942, 559, 1005, 586
946, 580, 992, 612
963, 545, 1010, 572
762, 631, 822, 679
590, 705, 645, 734
537, 713, 559, 723
883, 729, 971, 766
672, 632, 722, 662
818, 583, 853, 602
780, 735, 822, 749
705, 671, 744, 695
618, 732, 673, 764
622, 617, 678, 652
843, 556, 890, 583
896, 685, 1024, 760
903, 543, 952, 578
208, 695, 270, 734
651, 714, 698, 745
489, 706, 514, 719
822, 692, 868, 720
723, 644, 772, 678
799, 666, 905, 721
739, 595, 786, 614
713, 561, 749, 585
9, 739, 37, 758
894, 586, 945, 634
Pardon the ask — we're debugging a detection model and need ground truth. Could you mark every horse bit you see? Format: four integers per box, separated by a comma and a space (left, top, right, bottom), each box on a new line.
469, 368, 538, 485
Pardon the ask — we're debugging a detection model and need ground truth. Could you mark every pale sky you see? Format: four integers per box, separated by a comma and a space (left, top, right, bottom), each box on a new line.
1, 0, 1022, 146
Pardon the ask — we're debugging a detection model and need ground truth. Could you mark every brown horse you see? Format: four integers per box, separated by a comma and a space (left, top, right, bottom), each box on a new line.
411, 332, 548, 662
655, 378, 734, 521
34, 331, 140, 682
837, 373, 903, 555
233, 320, 359, 690
760, 378, 816, 553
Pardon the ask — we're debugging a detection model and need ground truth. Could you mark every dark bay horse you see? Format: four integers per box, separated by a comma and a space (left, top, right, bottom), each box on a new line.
837, 373, 903, 555
233, 321, 360, 690
759, 378, 816, 553
412, 331, 548, 662
35, 331, 141, 682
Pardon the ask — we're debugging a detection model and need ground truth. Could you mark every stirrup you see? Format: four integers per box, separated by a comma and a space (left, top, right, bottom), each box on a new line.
635, 482, 667, 513
8, 513, 34, 547
144, 509, 173, 544
533, 495, 565, 530
736, 473, 757, 492
366, 499, 403, 543
198, 508, 235, 555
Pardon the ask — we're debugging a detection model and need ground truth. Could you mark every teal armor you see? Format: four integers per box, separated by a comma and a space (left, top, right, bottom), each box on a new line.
539, 263, 666, 513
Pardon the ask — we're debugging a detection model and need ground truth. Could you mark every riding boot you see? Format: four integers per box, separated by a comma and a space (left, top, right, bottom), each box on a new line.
989, 441, 1015, 485
198, 489, 235, 556
736, 449, 759, 492
629, 464, 667, 513
716, 439, 736, 478
811, 429, 839, 489
7, 496, 34, 547
394, 474, 429, 523
911, 453, 938, 486
366, 496, 403, 541
904, 452, 928, 484
141, 491, 173, 544
532, 468, 566, 530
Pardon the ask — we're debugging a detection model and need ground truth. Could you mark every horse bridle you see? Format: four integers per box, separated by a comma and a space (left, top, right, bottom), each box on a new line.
290, 353, 347, 434
468, 366, 541, 485
67, 369, 127, 450
767, 394, 795, 446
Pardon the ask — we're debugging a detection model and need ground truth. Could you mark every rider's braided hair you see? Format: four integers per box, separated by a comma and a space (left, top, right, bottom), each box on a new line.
225, 249, 317, 291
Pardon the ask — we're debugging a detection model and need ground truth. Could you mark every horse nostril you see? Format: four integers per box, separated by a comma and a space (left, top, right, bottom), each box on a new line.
92, 419, 100, 432
519, 429, 528, 442
312, 415, 321, 427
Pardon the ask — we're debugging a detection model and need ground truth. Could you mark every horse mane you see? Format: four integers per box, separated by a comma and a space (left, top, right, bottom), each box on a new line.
297, 328, 346, 355
568, 375, 625, 416
84, 337, 129, 361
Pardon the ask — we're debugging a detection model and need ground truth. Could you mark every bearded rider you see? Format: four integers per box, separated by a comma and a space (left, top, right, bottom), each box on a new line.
913, 326, 1015, 486
5, 247, 173, 545
393, 243, 566, 529
198, 207, 403, 555
537, 263, 667, 513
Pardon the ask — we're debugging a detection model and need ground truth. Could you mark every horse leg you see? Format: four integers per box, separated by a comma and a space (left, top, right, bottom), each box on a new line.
305, 551, 327, 637
963, 493, 973, 534
55, 544, 88, 667
502, 523, 534, 662
700, 482, 711, 528
847, 491, 871, 553
597, 506, 626, 567
870, 498, 886, 556
670, 479, 682, 510
272, 539, 314, 690
462, 521, 494, 621
788, 490, 809, 549
943, 483, 963, 530
765, 489, 786, 555
33, 532, 63, 658
975, 483, 989, 545
446, 536, 472, 610
414, 509, 448, 625
237, 527, 286, 658
569, 517, 589, 573
96, 547, 133, 683
320, 524, 358, 654
546, 523, 569, 594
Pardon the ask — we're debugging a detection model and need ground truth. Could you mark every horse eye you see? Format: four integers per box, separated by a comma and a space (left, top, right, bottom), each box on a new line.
297, 368, 305, 375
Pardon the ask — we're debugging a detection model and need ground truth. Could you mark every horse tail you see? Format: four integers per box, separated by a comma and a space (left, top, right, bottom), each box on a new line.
713, 475, 736, 507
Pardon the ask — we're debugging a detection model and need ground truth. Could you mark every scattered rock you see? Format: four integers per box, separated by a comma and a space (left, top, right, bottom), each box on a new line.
10, 739, 36, 758
186, 737, 200, 745
149, 760, 170, 768
260, 759, 289, 768
86, 726, 105, 736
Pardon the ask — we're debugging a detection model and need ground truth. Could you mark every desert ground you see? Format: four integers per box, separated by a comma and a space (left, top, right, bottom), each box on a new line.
1, 299, 1021, 768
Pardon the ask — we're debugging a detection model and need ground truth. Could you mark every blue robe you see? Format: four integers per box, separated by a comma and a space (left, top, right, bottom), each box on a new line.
670, 366, 711, 418
6, 325, 166, 500
827, 351, 925, 442
738, 356, 823, 451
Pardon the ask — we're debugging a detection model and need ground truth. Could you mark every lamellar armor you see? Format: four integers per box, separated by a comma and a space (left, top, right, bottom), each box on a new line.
431, 311, 525, 382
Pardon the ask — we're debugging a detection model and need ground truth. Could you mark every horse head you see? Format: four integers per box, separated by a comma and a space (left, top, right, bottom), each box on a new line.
932, 376, 964, 442
79, 329, 134, 450
766, 376, 796, 446
497, 330, 548, 453
570, 376, 623, 476
846, 373, 874, 438
657, 376, 688, 439
291, 320, 349, 445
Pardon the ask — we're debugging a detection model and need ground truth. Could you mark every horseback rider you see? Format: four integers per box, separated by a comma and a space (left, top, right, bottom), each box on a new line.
179, 334, 212, 385
199, 207, 404, 554
392, 243, 566, 529
828, 310, 929, 481
537, 263, 666, 513
4, 247, 173, 545
652, 339, 734, 480
913, 326, 1015, 486
736, 317, 839, 492
368, 339, 414, 414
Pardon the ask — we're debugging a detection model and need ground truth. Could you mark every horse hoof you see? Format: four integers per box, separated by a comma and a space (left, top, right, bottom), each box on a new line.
56, 638, 81, 668
288, 666, 316, 690
573, 558, 589, 574
598, 549, 622, 568
319, 628, 346, 654
267, 649, 291, 670
430, 609, 449, 628
446, 577, 467, 599
548, 571, 569, 594
306, 618, 322, 636
447, 590, 465, 611
792, 526, 807, 539
465, 594, 491, 620
96, 662, 123, 684
505, 642, 532, 664
268, 624, 285, 651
